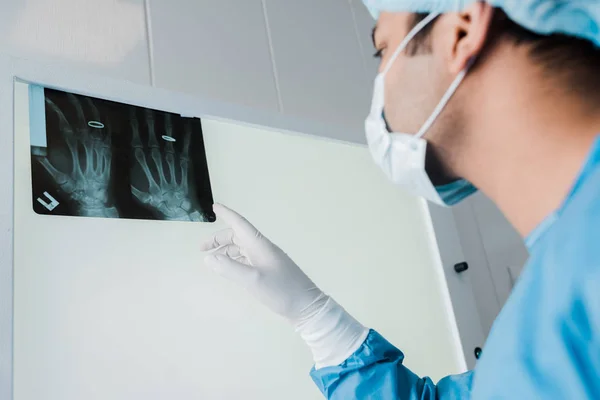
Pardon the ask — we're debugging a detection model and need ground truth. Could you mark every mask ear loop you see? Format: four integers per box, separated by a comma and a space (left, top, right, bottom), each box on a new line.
414, 57, 476, 144
415, 57, 476, 140
382, 12, 440, 76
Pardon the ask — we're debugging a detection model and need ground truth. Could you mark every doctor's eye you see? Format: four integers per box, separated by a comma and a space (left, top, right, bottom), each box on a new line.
373, 49, 383, 58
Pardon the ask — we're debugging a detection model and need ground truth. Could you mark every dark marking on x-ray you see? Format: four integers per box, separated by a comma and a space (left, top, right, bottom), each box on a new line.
30, 88, 216, 222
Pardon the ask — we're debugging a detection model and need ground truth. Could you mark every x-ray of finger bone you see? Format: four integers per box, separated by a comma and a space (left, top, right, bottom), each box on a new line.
29, 86, 216, 222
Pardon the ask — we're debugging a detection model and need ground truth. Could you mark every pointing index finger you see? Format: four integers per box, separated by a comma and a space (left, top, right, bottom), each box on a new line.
213, 204, 261, 242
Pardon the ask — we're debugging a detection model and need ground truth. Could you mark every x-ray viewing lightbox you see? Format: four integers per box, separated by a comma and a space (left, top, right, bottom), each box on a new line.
28, 85, 215, 222
11, 75, 464, 400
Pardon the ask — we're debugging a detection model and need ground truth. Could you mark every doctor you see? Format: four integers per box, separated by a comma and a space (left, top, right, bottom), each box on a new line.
200, 1, 600, 398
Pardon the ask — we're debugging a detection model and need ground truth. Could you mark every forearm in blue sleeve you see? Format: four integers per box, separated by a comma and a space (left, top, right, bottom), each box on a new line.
310, 330, 474, 400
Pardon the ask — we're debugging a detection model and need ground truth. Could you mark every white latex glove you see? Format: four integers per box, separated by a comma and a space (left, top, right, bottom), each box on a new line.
200, 204, 369, 369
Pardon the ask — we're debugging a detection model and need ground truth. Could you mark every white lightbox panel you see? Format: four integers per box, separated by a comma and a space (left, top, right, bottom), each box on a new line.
13, 81, 463, 399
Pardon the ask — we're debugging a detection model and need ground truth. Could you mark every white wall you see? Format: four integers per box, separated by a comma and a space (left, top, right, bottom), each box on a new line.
13, 81, 464, 399
0, 0, 151, 84
0, 0, 375, 144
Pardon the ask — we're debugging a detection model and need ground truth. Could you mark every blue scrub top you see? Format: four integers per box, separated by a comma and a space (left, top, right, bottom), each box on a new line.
310, 136, 600, 399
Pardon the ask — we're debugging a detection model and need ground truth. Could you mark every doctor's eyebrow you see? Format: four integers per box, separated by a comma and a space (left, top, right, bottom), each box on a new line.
371, 26, 378, 48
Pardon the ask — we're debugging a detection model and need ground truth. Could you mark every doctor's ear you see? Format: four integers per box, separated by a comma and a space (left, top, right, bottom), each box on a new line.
444, 2, 494, 74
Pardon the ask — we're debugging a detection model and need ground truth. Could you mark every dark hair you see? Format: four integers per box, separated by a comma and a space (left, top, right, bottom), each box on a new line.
409, 10, 600, 104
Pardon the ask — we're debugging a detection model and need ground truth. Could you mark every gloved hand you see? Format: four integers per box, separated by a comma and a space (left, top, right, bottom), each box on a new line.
200, 204, 369, 369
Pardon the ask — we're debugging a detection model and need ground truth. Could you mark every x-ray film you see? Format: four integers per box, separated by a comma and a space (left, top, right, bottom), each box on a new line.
29, 87, 215, 222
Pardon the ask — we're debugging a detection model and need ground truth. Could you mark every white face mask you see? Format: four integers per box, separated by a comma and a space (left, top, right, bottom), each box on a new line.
365, 13, 477, 207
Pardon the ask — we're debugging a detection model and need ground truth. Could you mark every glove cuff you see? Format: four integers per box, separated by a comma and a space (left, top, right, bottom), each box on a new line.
294, 295, 369, 369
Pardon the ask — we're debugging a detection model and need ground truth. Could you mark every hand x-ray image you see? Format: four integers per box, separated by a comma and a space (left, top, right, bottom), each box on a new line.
30, 87, 215, 222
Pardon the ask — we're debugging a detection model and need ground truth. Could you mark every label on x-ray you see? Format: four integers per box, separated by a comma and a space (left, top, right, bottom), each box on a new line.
29, 84, 47, 149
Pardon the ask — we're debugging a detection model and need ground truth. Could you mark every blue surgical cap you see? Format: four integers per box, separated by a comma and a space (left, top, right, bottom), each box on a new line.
362, 0, 600, 47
